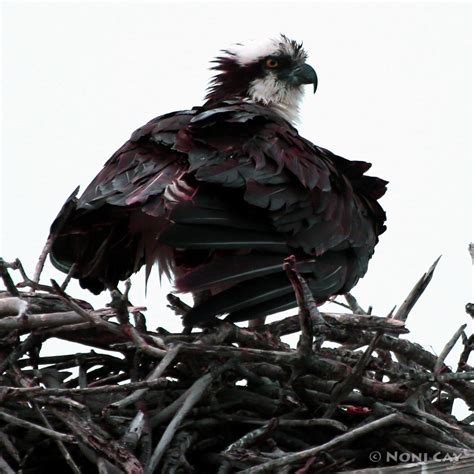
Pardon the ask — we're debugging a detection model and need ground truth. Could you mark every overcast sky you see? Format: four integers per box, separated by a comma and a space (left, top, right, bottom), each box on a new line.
1, 1, 473, 411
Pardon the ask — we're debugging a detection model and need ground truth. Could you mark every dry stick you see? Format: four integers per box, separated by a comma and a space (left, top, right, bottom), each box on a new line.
434, 324, 467, 374
344, 293, 367, 315
77, 444, 123, 474
0, 410, 74, 443
60, 263, 77, 291
224, 418, 278, 453
32, 238, 55, 287
391, 407, 469, 448
393, 256, 441, 322
7, 258, 53, 292
0, 307, 401, 338
217, 415, 348, 432
0, 297, 28, 316
124, 324, 168, 357
328, 298, 352, 311
109, 284, 131, 325
0, 332, 42, 375
97, 457, 109, 474
122, 410, 146, 450
32, 186, 79, 286
0, 432, 20, 464
150, 389, 192, 428
266, 316, 440, 378
146, 371, 216, 473
51, 407, 142, 473
0, 307, 144, 332
265, 311, 406, 338
110, 344, 181, 409
4, 377, 180, 400
240, 413, 400, 473
0, 455, 15, 474
51, 280, 124, 337
323, 331, 383, 418
0, 258, 20, 296
322, 312, 407, 333
458, 333, 474, 371
437, 371, 474, 382
34, 404, 81, 474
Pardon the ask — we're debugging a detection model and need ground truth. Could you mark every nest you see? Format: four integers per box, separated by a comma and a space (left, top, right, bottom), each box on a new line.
1, 254, 474, 474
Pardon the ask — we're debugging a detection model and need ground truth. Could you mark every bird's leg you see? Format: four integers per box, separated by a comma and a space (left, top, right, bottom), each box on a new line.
178, 290, 213, 335
193, 289, 212, 306
248, 317, 267, 329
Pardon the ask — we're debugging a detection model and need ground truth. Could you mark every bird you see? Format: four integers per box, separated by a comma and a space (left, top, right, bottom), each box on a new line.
49, 35, 387, 329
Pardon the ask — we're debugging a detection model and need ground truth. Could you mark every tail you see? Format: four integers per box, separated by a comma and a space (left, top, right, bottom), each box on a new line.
49, 190, 149, 294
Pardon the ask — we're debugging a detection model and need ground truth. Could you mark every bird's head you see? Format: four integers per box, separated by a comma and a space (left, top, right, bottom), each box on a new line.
205, 35, 317, 124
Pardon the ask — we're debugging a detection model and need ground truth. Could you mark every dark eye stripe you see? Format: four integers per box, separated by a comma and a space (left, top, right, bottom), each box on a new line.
262, 55, 293, 70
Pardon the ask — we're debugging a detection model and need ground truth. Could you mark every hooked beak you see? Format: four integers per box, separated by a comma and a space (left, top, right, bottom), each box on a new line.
288, 63, 318, 93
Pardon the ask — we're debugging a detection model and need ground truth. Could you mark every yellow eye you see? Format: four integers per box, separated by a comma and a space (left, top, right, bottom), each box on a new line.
265, 58, 279, 69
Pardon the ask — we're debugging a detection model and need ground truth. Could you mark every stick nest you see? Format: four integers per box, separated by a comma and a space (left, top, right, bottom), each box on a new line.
1, 256, 474, 473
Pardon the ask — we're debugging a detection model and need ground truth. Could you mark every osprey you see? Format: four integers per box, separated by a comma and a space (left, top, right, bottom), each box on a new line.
50, 35, 387, 328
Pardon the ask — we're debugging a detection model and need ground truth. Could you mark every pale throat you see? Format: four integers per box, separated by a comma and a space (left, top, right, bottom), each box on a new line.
246, 74, 304, 124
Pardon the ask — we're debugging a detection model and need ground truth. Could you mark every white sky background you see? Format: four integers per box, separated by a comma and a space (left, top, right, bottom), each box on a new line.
1, 2, 473, 411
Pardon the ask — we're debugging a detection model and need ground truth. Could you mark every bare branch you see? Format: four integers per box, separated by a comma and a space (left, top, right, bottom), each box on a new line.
393, 256, 441, 322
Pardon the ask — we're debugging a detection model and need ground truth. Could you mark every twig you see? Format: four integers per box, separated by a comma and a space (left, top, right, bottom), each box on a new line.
434, 324, 467, 374
122, 410, 146, 450
0, 332, 43, 375
12, 258, 54, 292
0, 432, 19, 464
323, 331, 383, 417
344, 294, 367, 315
240, 413, 400, 473
146, 371, 217, 473
51, 407, 142, 472
51, 280, 124, 337
393, 256, 441, 322
0, 297, 28, 316
0, 259, 20, 296
109, 284, 131, 325
0, 307, 143, 332
150, 362, 236, 471
60, 263, 77, 291
0, 455, 15, 474
3, 377, 182, 400
34, 404, 81, 474
265, 311, 407, 338
109, 344, 181, 409
123, 324, 167, 357
224, 418, 278, 452
0, 410, 75, 443
217, 415, 348, 432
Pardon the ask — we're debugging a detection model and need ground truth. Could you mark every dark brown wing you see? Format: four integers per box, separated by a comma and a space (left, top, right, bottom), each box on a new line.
50, 110, 196, 292
162, 102, 387, 325
50, 101, 387, 326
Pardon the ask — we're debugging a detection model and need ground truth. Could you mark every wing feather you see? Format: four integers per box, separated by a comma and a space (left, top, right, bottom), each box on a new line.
50, 100, 387, 325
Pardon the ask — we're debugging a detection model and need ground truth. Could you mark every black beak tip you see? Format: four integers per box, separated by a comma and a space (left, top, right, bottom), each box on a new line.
296, 63, 318, 94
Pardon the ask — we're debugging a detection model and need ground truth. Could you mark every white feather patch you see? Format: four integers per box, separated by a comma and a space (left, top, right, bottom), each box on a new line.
226, 36, 301, 66
248, 74, 305, 124
226, 38, 280, 65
